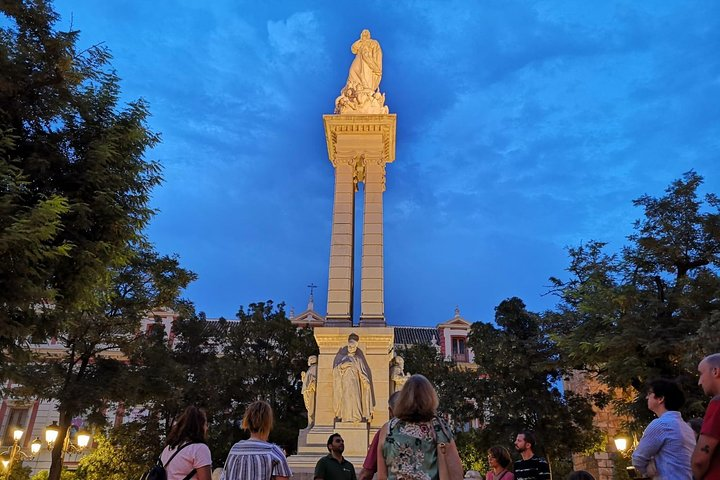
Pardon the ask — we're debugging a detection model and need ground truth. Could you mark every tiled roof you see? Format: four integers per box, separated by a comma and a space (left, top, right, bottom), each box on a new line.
393, 327, 438, 346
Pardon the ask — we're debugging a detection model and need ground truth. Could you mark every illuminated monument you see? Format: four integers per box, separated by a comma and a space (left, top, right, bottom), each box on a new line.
289, 29, 397, 476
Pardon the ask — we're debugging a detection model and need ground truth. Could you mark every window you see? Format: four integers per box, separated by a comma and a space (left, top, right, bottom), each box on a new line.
451, 337, 467, 362
452, 337, 465, 355
2, 407, 29, 446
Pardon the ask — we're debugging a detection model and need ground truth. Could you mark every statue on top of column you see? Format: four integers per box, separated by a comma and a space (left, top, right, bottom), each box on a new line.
332, 333, 375, 422
335, 29, 389, 115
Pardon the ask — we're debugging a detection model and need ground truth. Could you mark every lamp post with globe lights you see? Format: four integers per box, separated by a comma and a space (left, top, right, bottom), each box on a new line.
0, 427, 41, 480
44, 421, 91, 454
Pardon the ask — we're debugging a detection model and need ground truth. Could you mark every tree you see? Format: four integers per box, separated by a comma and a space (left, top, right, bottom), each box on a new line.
4, 248, 194, 480
467, 297, 600, 477
547, 171, 720, 428
215, 301, 317, 455
1, 3, 184, 479
0, 0, 161, 357
73, 433, 147, 480
397, 343, 484, 427
112, 300, 317, 470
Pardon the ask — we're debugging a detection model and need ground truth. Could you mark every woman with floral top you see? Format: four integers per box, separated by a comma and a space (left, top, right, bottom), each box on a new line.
377, 374, 462, 480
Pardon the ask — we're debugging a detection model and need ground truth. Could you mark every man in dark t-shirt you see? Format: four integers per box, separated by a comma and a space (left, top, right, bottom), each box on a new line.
315, 433, 357, 480
514, 430, 551, 480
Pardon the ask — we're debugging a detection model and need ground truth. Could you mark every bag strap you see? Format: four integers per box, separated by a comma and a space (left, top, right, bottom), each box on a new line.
162, 442, 198, 468
180, 468, 198, 480
434, 416, 452, 442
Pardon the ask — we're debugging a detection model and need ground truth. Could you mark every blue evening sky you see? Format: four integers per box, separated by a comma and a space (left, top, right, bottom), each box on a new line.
51, 1, 719, 326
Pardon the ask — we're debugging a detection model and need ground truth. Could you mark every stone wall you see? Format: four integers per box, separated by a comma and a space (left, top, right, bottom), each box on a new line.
565, 370, 633, 480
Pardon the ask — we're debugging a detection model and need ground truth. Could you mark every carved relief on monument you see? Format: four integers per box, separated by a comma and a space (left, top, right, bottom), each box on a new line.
301, 355, 318, 427
335, 29, 389, 115
352, 153, 366, 190
332, 333, 375, 422
390, 355, 410, 393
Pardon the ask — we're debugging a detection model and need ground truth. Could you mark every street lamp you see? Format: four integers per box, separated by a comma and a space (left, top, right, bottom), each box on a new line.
30, 438, 41, 456
44, 421, 91, 454
0, 427, 37, 480
45, 421, 60, 449
614, 437, 628, 452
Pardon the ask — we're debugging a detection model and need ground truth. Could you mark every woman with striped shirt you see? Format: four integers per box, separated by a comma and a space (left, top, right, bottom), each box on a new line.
221, 401, 292, 480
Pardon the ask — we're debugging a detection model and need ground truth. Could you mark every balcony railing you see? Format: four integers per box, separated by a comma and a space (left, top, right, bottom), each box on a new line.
452, 353, 468, 363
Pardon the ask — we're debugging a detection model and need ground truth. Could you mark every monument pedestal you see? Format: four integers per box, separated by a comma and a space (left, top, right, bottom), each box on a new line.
289, 326, 394, 477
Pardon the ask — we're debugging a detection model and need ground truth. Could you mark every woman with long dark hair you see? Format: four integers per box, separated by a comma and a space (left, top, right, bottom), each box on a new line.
160, 406, 212, 480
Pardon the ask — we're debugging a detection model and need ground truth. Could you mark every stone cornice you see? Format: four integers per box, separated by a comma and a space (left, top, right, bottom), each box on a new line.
314, 327, 394, 354
323, 114, 397, 167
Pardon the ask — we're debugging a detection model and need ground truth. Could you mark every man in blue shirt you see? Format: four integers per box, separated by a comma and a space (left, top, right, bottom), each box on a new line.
632, 378, 695, 479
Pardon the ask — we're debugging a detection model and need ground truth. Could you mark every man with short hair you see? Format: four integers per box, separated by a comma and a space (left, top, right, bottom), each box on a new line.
692, 353, 720, 479
359, 392, 400, 480
513, 430, 550, 480
632, 378, 695, 479
315, 434, 357, 480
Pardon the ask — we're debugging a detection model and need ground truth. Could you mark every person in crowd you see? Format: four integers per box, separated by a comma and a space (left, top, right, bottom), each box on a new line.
693, 353, 720, 479
631, 378, 695, 479
486, 445, 515, 480
315, 433, 357, 480
160, 406, 213, 480
359, 392, 400, 480
690, 418, 704, 440
377, 374, 462, 480
221, 400, 291, 480
513, 431, 550, 480
567, 472, 595, 480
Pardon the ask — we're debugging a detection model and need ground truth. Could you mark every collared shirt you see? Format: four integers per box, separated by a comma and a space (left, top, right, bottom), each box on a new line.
632, 410, 695, 480
221, 439, 292, 480
513, 455, 550, 480
315, 454, 357, 480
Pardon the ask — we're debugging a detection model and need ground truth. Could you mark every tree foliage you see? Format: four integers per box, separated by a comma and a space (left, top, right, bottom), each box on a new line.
398, 343, 483, 427
0, 3, 196, 479
73, 433, 146, 480
467, 297, 600, 474
546, 171, 720, 428
114, 301, 317, 471
0, 0, 161, 358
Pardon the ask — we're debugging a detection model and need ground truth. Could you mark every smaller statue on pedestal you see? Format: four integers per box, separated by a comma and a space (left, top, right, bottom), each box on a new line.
390, 355, 410, 392
301, 355, 318, 427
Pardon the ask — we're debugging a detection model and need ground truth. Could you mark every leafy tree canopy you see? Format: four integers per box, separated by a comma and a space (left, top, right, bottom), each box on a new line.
546, 171, 720, 427
468, 297, 600, 475
1, 0, 161, 358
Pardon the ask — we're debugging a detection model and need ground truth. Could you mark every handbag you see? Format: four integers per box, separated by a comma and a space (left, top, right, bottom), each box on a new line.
435, 417, 464, 480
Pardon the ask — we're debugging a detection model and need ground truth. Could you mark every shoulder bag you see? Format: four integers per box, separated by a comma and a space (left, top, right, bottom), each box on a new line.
435, 417, 464, 480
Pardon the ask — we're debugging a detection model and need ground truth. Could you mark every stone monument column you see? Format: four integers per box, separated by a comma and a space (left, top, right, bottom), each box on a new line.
361, 153, 387, 326
323, 116, 396, 327
325, 158, 356, 327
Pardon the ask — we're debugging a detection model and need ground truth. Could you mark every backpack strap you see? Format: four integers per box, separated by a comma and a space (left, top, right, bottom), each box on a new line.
162, 442, 198, 468
180, 469, 198, 480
